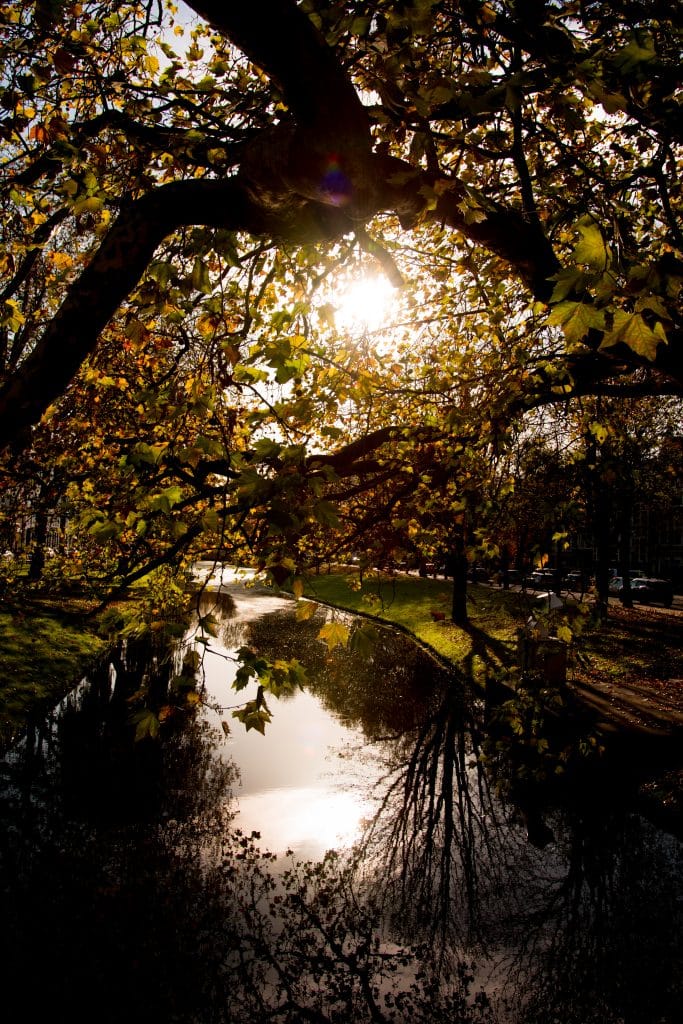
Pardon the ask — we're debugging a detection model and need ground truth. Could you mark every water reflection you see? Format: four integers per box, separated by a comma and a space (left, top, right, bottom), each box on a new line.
237, 598, 683, 1023
187, 588, 376, 858
0, 580, 681, 1024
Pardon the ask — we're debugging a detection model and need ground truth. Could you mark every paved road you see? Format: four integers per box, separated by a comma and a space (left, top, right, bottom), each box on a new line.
489, 581, 683, 614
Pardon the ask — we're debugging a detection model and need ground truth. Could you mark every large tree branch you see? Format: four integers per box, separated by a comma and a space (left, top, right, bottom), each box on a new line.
186, 0, 370, 147
373, 154, 561, 298
0, 176, 352, 450
185, 4, 561, 293
1, 0, 680, 458
5, 110, 249, 188
186, 0, 379, 215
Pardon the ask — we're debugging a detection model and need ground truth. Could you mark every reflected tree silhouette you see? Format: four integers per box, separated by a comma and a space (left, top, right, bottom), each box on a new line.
365, 690, 491, 943
1, 594, 681, 1023
247, 606, 682, 1022
499, 805, 683, 1024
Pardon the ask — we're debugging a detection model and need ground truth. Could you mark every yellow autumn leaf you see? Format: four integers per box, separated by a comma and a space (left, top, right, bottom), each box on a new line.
296, 600, 318, 621
51, 251, 74, 271
317, 621, 350, 652
601, 311, 663, 361
72, 195, 104, 216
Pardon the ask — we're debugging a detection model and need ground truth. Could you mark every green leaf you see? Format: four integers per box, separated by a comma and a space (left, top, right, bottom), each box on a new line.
195, 435, 225, 456
148, 261, 174, 287
635, 294, 671, 320
130, 442, 166, 466
197, 612, 219, 638
548, 269, 585, 303
547, 301, 606, 345
601, 311, 663, 360
232, 699, 272, 734
350, 621, 378, 658
234, 646, 269, 691
201, 508, 220, 532
296, 600, 318, 621
89, 518, 121, 541
131, 709, 160, 741
573, 217, 609, 271
262, 658, 307, 697
313, 500, 340, 528
350, 15, 372, 35
149, 484, 183, 513
233, 364, 269, 384
612, 34, 656, 73
191, 258, 211, 294
253, 437, 282, 460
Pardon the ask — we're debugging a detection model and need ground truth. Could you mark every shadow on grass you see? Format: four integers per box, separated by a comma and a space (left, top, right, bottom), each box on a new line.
460, 622, 519, 680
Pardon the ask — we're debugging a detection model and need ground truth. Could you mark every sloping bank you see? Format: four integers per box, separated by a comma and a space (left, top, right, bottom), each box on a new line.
300, 571, 683, 836
0, 600, 107, 753
301, 572, 683, 736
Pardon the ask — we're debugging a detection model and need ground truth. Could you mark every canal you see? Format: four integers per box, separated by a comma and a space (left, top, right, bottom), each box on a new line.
1, 569, 681, 1023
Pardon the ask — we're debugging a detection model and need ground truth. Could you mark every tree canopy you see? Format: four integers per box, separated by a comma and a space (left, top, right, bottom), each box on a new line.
1, 0, 681, 592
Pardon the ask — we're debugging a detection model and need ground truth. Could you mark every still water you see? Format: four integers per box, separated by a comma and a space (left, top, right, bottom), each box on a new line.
1, 570, 681, 1024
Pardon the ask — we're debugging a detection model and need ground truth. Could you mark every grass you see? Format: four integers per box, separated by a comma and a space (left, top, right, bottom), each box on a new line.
1, 569, 679, 754
578, 603, 683, 692
0, 599, 106, 750
304, 570, 682, 697
304, 570, 530, 680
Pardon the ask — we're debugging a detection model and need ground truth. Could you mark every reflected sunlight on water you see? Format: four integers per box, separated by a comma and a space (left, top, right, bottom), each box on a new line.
233, 785, 371, 858
187, 576, 379, 858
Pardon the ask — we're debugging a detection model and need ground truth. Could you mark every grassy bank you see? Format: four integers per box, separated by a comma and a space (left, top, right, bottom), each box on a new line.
303, 571, 682, 694
303, 570, 531, 679
2, 571, 679, 754
0, 600, 107, 750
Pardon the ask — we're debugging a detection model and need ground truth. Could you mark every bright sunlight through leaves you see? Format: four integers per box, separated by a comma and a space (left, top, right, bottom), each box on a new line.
327, 273, 398, 335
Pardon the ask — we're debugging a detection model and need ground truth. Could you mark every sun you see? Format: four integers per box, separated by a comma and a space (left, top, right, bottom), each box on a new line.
328, 273, 398, 335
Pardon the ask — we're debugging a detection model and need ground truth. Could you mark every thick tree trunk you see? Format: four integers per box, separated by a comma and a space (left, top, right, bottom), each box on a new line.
593, 483, 612, 621
27, 507, 48, 582
618, 491, 634, 608
450, 536, 469, 626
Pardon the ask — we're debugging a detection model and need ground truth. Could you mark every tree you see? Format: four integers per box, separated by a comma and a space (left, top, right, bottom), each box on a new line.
571, 394, 682, 609
1, 0, 681, 590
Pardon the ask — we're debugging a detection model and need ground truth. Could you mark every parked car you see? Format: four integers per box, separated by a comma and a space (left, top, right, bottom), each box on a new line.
608, 576, 624, 596
609, 576, 673, 607
564, 571, 592, 591
610, 568, 646, 581
467, 566, 492, 583
498, 568, 522, 587
630, 577, 674, 608
609, 575, 648, 596
525, 569, 558, 590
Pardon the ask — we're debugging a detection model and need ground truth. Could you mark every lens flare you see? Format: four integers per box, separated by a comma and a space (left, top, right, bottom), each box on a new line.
320, 154, 352, 206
